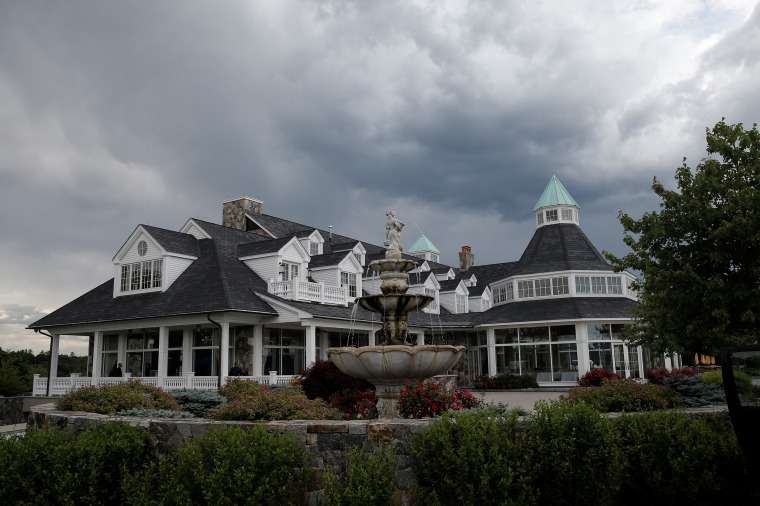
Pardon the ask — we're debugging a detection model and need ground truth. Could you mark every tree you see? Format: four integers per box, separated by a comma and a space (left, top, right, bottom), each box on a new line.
605, 119, 760, 355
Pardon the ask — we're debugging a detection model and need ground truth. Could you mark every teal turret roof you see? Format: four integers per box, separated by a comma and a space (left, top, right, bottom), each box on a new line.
533, 175, 579, 211
408, 234, 440, 254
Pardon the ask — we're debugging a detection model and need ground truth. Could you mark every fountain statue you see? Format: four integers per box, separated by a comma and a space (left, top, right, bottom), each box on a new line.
328, 211, 465, 418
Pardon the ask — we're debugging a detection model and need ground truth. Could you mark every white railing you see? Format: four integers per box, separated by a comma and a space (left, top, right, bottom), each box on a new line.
269, 279, 348, 306
31, 373, 295, 396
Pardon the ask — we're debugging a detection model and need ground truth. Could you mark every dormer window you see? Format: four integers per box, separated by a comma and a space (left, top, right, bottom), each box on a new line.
120, 259, 162, 293
310, 242, 320, 255
341, 272, 357, 297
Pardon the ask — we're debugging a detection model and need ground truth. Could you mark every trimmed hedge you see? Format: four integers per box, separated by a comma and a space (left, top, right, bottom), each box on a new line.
56, 379, 181, 414
472, 373, 539, 390
562, 380, 681, 412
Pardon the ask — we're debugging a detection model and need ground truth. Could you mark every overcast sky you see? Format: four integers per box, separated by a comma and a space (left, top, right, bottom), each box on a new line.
2, 0, 759, 356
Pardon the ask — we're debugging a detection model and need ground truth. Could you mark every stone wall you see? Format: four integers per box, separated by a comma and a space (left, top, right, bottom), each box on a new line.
29, 403, 432, 506
0, 397, 24, 425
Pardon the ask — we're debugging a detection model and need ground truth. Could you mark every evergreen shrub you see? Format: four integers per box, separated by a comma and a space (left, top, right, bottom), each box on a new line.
701, 369, 757, 402
472, 373, 539, 390
171, 388, 227, 417
56, 379, 181, 414
299, 359, 374, 401
523, 401, 622, 505
117, 408, 196, 418
324, 442, 396, 506
0, 423, 156, 505
614, 411, 747, 505
125, 426, 309, 506
562, 380, 680, 412
663, 375, 726, 407
411, 408, 534, 505
212, 382, 342, 421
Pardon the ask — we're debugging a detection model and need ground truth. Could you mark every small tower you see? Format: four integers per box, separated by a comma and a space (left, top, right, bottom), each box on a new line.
533, 175, 580, 228
408, 234, 441, 263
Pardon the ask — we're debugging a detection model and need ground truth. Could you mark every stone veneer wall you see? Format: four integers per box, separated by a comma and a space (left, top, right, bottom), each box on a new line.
29, 403, 432, 506
1, 397, 24, 425
222, 197, 263, 231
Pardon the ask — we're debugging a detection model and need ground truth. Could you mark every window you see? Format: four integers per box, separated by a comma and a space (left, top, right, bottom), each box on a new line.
506, 281, 514, 300
546, 209, 558, 222
575, 276, 590, 294
425, 288, 438, 309
536, 278, 551, 296
101, 334, 120, 377
537, 212, 544, 225
607, 276, 622, 294
456, 294, 466, 313
310, 242, 320, 255
430, 253, 439, 263
281, 262, 299, 281
591, 276, 607, 294
493, 285, 506, 303
120, 260, 163, 293
561, 209, 573, 221
552, 277, 569, 295
341, 272, 357, 297
126, 328, 159, 377
137, 240, 147, 256
518, 280, 534, 298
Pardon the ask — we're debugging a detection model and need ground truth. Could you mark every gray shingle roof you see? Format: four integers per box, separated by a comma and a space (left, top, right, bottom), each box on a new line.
472, 297, 636, 325
142, 225, 200, 257
510, 224, 611, 276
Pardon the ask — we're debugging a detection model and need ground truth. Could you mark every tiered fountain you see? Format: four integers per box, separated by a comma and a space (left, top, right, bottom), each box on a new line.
328, 211, 465, 418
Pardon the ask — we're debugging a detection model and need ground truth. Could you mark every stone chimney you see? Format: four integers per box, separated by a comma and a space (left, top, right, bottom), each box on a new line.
459, 245, 475, 273
222, 197, 263, 231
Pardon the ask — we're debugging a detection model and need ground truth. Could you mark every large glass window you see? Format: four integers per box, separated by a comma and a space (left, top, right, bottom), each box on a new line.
281, 262, 299, 281
229, 326, 253, 375
607, 276, 622, 294
561, 208, 573, 220
456, 294, 466, 313
167, 330, 184, 376
535, 278, 551, 296
126, 329, 159, 377
263, 327, 305, 375
193, 328, 219, 377
575, 276, 591, 294
101, 334, 120, 377
546, 209, 558, 222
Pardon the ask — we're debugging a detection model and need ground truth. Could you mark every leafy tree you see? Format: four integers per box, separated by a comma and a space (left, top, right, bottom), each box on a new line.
605, 119, 760, 355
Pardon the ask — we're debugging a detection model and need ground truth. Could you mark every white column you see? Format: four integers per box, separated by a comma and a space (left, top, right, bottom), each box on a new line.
158, 326, 168, 380
576, 323, 590, 374
304, 324, 317, 369
183, 329, 192, 376
220, 321, 230, 385
487, 328, 496, 376
253, 325, 263, 376
318, 331, 329, 360
50, 334, 60, 380
92, 331, 103, 384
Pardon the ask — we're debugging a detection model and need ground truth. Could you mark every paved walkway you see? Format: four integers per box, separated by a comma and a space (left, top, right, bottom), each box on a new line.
474, 389, 568, 412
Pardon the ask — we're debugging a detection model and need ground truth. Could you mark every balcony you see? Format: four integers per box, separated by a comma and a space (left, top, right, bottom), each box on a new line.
268, 279, 348, 306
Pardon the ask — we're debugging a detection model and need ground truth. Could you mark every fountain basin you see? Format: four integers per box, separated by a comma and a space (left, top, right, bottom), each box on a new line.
357, 294, 434, 314
369, 258, 420, 274
328, 345, 465, 381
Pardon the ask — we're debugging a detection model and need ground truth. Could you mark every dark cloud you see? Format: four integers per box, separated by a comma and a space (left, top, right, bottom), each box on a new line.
1, 0, 759, 351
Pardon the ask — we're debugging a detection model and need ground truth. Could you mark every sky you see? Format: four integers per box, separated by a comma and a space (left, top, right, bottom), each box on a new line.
1, 0, 759, 356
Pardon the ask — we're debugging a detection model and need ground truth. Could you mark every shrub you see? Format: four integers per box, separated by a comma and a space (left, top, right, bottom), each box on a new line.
614, 411, 747, 504
577, 368, 621, 387
117, 408, 196, 418
451, 389, 481, 411
399, 380, 450, 418
171, 388, 227, 417
562, 380, 680, 412
211, 385, 342, 421
324, 443, 396, 506
56, 379, 181, 414
646, 367, 694, 385
702, 369, 757, 401
412, 408, 534, 505
125, 426, 309, 506
329, 388, 379, 419
663, 375, 726, 407
472, 373, 538, 390
523, 401, 622, 505
299, 360, 374, 401
0, 423, 156, 505
218, 377, 269, 400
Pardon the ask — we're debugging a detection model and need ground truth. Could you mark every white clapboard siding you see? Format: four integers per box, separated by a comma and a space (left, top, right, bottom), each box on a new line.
166, 256, 194, 286
121, 233, 161, 263
244, 257, 278, 283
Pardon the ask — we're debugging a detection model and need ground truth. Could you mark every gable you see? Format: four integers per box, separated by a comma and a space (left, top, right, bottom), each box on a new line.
114, 227, 165, 263
180, 219, 212, 240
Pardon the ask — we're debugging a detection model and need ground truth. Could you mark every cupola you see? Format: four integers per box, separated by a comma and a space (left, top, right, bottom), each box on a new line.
408, 234, 441, 263
533, 175, 580, 228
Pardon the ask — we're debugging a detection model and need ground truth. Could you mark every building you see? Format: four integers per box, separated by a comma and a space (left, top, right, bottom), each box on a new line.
28, 176, 675, 395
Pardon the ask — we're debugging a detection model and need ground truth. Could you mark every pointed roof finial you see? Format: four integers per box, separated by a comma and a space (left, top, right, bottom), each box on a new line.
533, 175, 579, 211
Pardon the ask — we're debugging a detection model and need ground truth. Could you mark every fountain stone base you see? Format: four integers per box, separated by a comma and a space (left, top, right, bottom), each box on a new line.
328, 345, 466, 419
